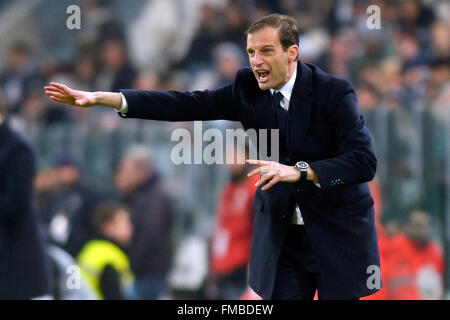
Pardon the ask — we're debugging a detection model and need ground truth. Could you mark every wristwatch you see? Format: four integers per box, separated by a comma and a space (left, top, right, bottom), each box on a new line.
294, 161, 309, 183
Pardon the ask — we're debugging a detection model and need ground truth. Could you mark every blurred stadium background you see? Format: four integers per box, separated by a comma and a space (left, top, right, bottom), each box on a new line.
0, 0, 449, 299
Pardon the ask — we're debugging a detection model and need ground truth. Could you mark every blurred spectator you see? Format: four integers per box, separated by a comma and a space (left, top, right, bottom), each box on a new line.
0, 91, 52, 299
95, 38, 137, 92
133, 71, 161, 90
218, 1, 248, 50
168, 234, 210, 300
208, 145, 258, 299
78, 0, 124, 51
395, 31, 426, 67
212, 42, 246, 86
174, 4, 220, 69
0, 42, 45, 115
356, 82, 381, 112
77, 202, 135, 300
71, 52, 99, 91
426, 56, 450, 101
382, 209, 444, 300
429, 21, 449, 60
46, 244, 97, 300
115, 145, 174, 300
35, 167, 60, 225
398, 0, 435, 34
317, 31, 354, 79
45, 152, 105, 257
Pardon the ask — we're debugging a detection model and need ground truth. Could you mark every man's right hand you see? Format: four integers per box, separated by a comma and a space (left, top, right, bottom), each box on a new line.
44, 82, 122, 110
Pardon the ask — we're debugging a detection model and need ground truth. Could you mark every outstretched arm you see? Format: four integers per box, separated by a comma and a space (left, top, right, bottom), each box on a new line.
45, 82, 123, 110
45, 81, 240, 122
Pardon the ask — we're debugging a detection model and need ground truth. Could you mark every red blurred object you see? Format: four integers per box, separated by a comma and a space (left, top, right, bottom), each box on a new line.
210, 174, 258, 275
239, 286, 262, 300
381, 233, 444, 300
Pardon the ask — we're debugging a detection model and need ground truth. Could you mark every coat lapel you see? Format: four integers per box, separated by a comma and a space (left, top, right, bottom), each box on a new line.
288, 61, 313, 160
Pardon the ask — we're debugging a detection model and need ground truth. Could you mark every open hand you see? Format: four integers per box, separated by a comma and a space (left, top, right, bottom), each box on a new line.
44, 82, 99, 107
246, 159, 300, 190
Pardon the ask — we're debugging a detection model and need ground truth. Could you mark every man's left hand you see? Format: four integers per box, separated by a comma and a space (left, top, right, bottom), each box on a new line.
246, 159, 301, 191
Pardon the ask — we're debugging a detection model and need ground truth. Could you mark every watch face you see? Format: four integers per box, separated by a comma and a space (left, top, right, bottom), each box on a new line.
297, 162, 309, 171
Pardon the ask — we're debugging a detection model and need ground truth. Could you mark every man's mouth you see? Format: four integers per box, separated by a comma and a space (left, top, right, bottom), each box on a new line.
255, 70, 270, 82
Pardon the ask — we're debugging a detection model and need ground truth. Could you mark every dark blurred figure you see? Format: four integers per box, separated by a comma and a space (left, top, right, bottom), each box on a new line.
96, 38, 137, 92
115, 145, 174, 300
77, 202, 134, 300
212, 42, 246, 86
0, 42, 45, 116
426, 56, 450, 100
398, 0, 435, 35
383, 209, 444, 299
356, 82, 381, 113
317, 32, 353, 79
35, 167, 60, 227
429, 21, 449, 60
173, 4, 219, 69
45, 153, 104, 257
0, 89, 52, 299
72, 52, 98, 91
218, 1, 248, 49
79, 0, 124, 51
208, 146, 258, 299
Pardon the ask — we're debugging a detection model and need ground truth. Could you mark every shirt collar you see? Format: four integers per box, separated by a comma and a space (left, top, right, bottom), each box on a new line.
270, 68, 297, 102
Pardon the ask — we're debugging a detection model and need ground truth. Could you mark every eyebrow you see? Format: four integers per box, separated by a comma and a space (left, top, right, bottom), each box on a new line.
247, 45, 276, 51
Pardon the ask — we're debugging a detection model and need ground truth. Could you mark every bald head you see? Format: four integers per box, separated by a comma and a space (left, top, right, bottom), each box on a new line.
405, 209, 431, 246
115, 145, 154, 195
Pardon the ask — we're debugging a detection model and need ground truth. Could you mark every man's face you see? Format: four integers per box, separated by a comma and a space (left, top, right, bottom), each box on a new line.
115, 158, 143, 196
406, 210, 430, 246
247, 27, 295, 90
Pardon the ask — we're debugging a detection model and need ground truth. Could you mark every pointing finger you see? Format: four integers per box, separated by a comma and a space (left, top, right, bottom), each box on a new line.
49, 82, 72, 94
255, 171, 275, 187
261, 175, 280, 191
246, 159, 270, 166
45, 91, 66, 99
248, 165, 270, 177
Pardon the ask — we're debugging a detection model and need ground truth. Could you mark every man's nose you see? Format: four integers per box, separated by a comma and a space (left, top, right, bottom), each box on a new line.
251, 53, 263, 66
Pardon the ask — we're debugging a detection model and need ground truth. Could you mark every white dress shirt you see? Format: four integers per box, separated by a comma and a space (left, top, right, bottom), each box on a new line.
269, 69, 305, 225
269, 69, 321, 225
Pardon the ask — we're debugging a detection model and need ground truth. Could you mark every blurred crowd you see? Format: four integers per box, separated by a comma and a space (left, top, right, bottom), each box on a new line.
0, 0, 449, 299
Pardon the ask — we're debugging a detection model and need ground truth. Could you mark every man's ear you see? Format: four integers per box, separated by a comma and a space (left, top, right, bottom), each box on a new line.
288, 45, 299, 62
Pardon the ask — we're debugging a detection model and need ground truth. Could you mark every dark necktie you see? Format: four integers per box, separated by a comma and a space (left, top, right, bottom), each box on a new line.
272, 91, 284, 109
272, 91, 289, 152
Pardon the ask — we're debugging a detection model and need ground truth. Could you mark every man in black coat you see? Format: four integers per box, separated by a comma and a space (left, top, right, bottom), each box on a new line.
0, 91, 51, 299
115, 145, 174, 299
45, 14, 381, 300
43, 154, 104, 257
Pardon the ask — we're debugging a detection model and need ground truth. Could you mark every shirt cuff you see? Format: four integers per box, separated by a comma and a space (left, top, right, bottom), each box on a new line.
117, 92, 128, 115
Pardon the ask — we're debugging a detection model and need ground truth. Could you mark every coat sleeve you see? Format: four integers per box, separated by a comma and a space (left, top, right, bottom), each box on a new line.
0, 143, 36, 222
309, 80, 377, 190
118, 77, 242, 122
